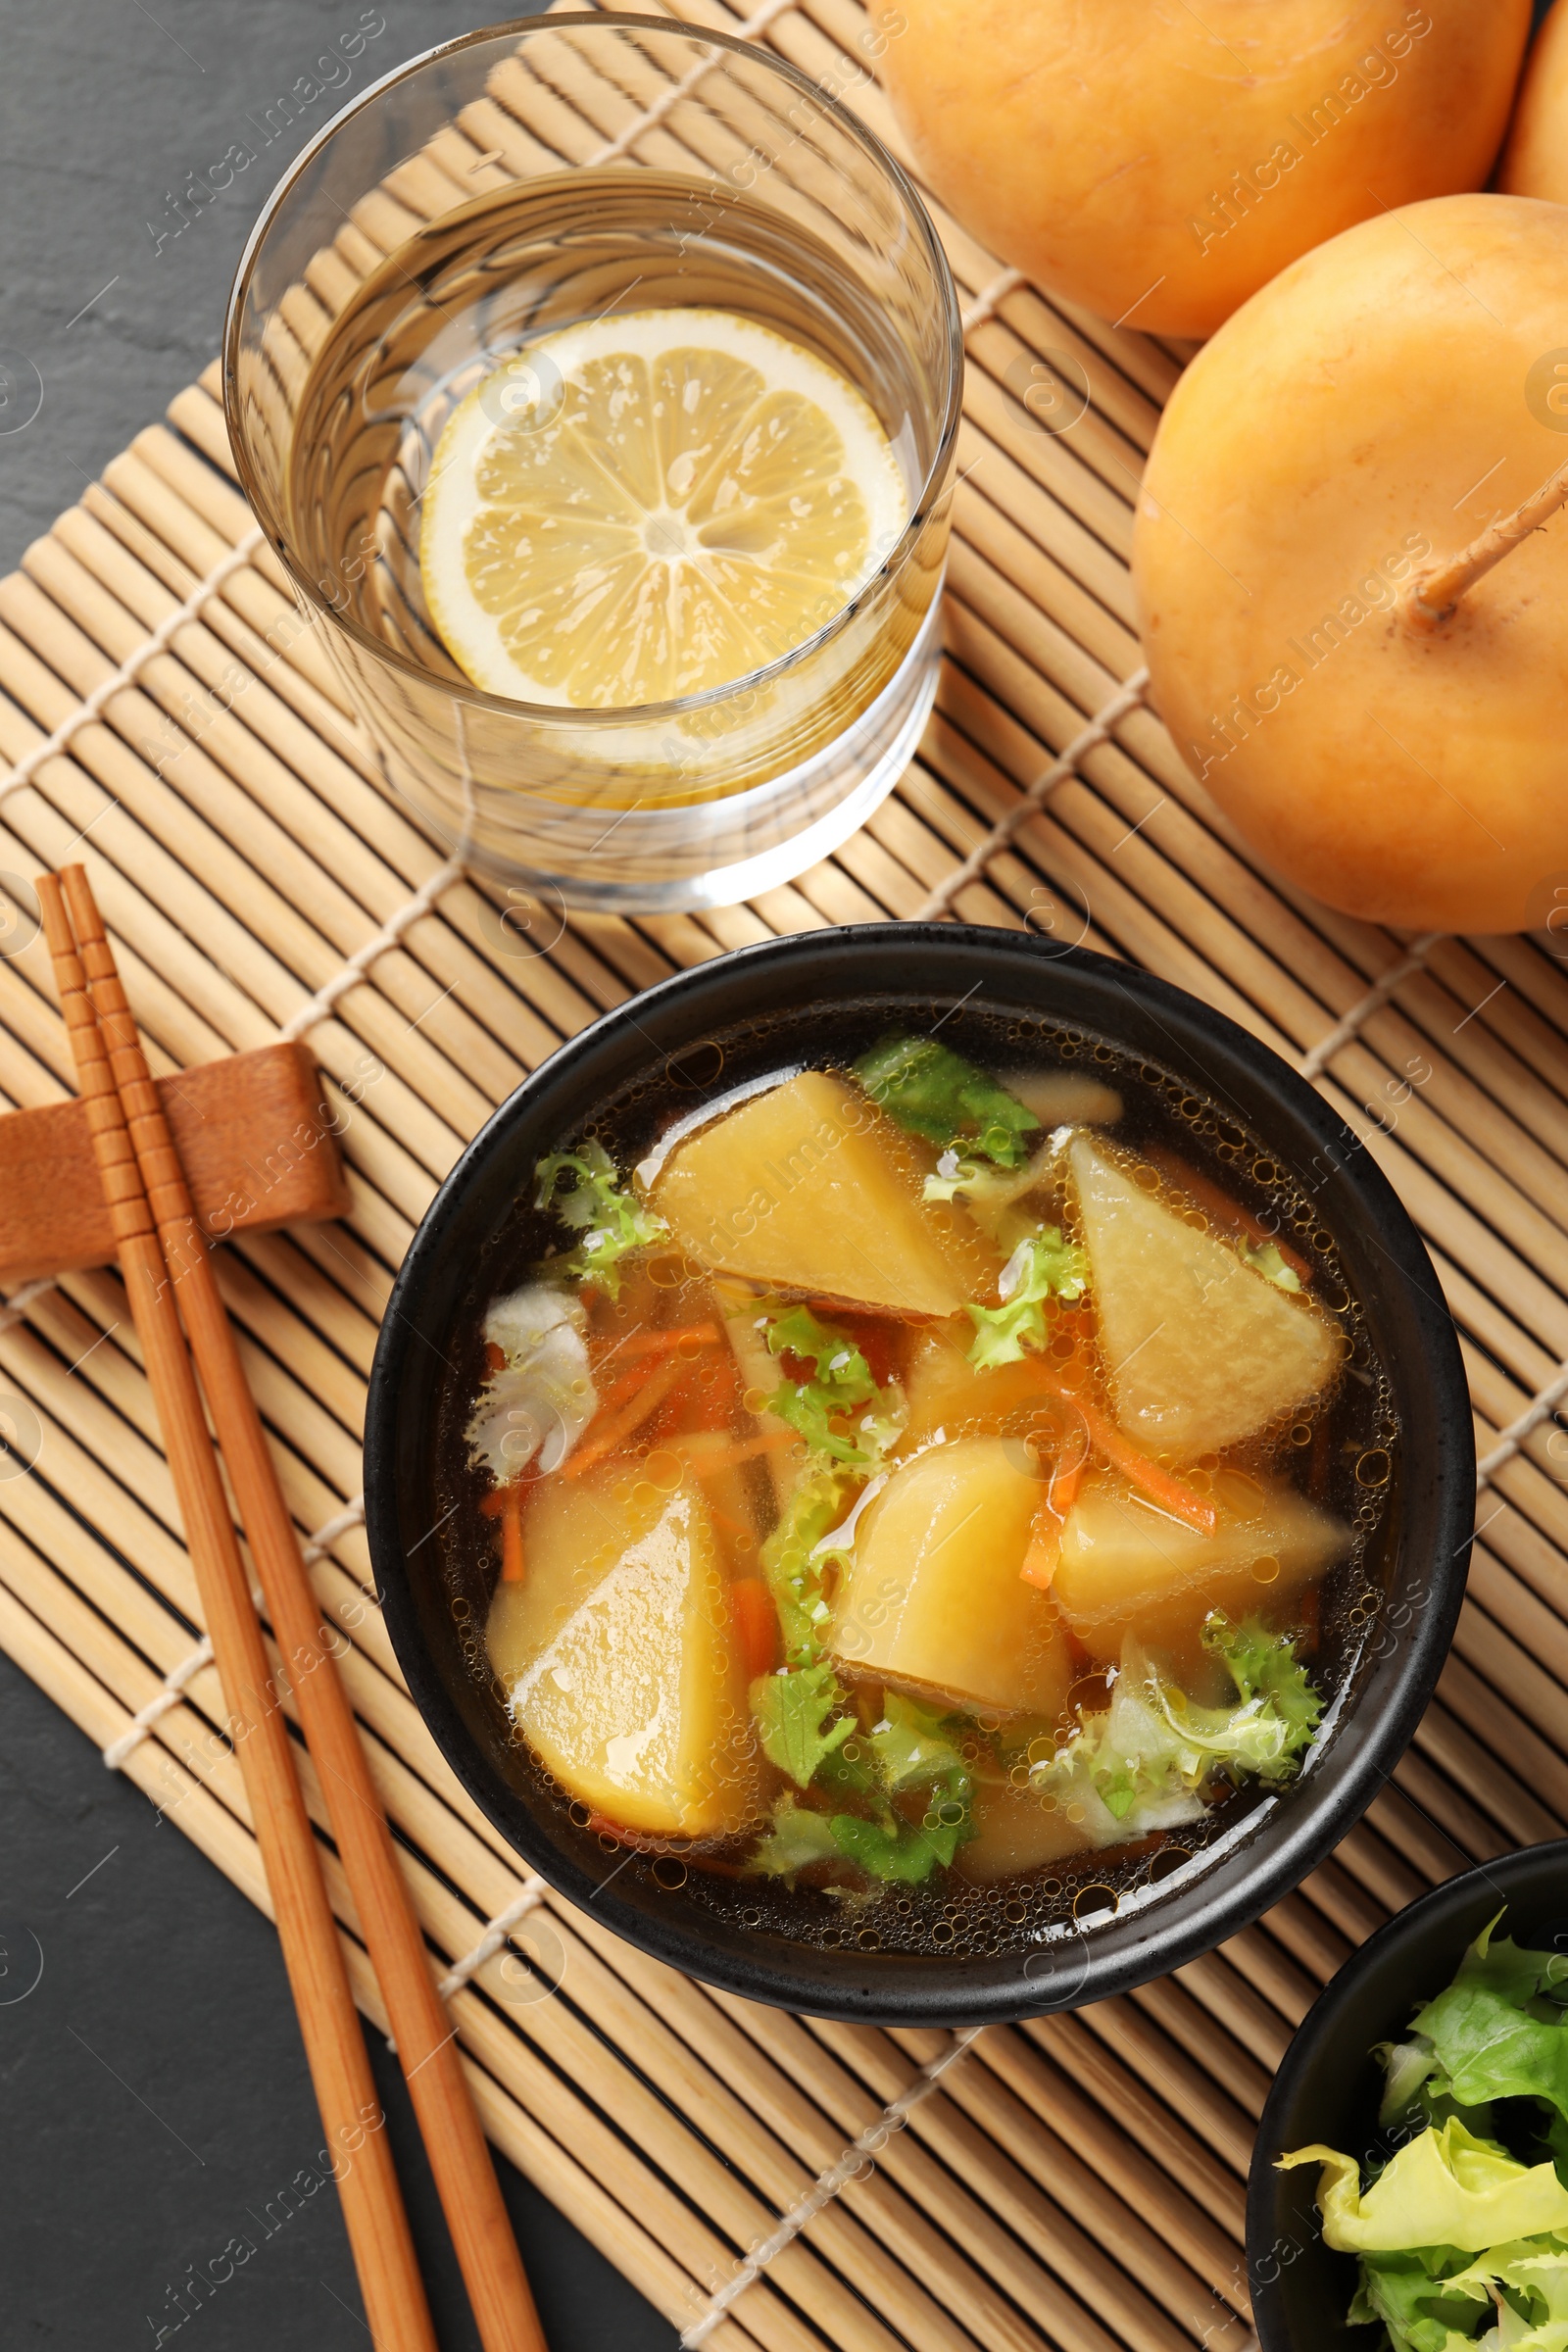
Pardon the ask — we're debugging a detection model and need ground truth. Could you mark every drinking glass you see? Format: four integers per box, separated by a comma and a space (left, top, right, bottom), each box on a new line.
225, 12, 961, 911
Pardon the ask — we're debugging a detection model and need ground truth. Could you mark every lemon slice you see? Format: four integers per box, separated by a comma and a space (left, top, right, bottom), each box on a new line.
419, 308, 908, 709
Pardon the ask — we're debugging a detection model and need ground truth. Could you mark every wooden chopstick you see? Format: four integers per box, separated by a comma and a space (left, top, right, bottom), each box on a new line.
35, 874, 439, 2352
55, 867, 547, 2352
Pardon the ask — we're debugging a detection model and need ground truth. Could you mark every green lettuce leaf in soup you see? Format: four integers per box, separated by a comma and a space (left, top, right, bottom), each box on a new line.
746, 1463, 859, 1816
1210, 1615, 1324, 1764
1278, 2118, 1568, 2254
828, 1808, 966, 1884
852, 1695, 977, 1881
966, 1226, 1090, 1370
1030, 1619, 1319, 1845
534, 1139, 667, 1295
865, 1693, 971, 1800
854, 1034, 1040, 1167
750, 1799, 842, 1878
750, 1660, 854, 1788
755, 1464, 850, 1665
747, 1679, 977, 1886
760, 1303, 906, 1470
763, 1304, 878, 1402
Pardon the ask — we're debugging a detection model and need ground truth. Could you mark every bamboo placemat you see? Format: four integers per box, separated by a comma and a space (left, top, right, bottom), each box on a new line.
3, 4, 1567, 2345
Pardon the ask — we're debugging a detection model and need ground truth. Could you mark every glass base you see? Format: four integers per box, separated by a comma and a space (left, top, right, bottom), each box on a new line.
381, 589, 945, 917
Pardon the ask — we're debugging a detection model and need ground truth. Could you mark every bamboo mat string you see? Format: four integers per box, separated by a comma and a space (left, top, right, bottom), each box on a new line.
1476, 1360, 1568, 1487
100, 1632, 216, 1769
436, 1879, 552, 2001
587, 0, 799, 164
0, 524, 264, 809
958, 269, 1026, 336
98, 1494, 368, 1770
0, 1277, 56, 1335
1296, 934, 1446, 1082
275, 709, 480, 1044
300, 1493, 367, 1564
675, 2028, 986, 2350
275, 853, 467, 1044
915, 667, 1151, 918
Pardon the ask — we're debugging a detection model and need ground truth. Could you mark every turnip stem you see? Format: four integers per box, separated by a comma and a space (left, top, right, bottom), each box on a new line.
1405, 459, 1568, 627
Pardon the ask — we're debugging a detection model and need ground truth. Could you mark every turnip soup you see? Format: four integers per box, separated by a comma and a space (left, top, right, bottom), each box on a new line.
436, 1003, 1397, 1959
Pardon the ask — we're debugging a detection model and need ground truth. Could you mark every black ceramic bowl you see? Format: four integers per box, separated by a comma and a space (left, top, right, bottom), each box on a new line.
365, 922, 1473, 2025
1250, 1839, 1568, 2346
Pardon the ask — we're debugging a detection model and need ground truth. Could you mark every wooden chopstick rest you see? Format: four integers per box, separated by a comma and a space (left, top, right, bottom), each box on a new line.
0, 1042, 349, 1285
57, 863, 549, 2352
34, 875, 439, 2352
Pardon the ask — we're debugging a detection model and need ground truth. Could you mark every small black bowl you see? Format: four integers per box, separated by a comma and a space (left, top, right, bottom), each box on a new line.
365, 922, 1473, 2024
1250, 1838, 1568, 2347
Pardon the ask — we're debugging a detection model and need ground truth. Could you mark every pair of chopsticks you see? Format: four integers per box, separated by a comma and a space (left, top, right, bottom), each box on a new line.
37, 868, 545, 2352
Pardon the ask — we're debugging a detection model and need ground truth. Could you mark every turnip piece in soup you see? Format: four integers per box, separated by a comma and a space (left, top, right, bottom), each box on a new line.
953, 1759, 1096, 1884
1068, 1132, 1339, 1457
1054, 1468, 1348, 1675
1000, 1070, 1122, 1128
830, 1437, 1074, 1720
487, 1469, 762, 1839
900, 1323, 1093, 1446
648, 1069, 997, 1316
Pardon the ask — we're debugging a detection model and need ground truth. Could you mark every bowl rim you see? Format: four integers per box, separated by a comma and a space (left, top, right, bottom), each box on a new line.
1248, 1836, 1568, 2347
364, 921, 1475, 2025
